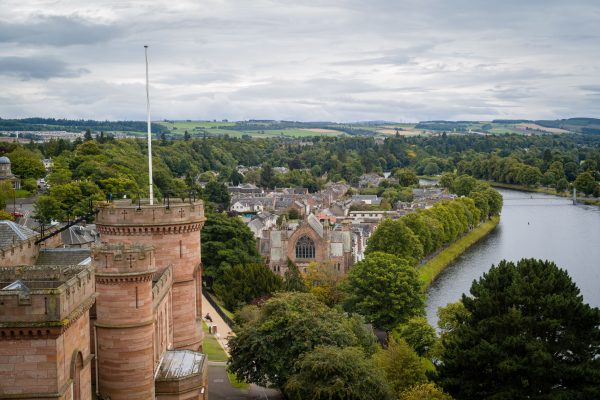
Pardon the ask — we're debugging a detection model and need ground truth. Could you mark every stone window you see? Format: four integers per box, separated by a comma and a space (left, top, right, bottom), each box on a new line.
295, 235, 315, 259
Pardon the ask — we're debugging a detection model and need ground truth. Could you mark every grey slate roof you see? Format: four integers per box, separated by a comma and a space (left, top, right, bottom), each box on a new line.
307, 214, 324, 238
0, 220, 38, 248
35, 248, 91, 266
61, 225, 97, 246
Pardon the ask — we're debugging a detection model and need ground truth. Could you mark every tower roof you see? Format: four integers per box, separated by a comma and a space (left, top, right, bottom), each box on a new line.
0, 156, 10, 164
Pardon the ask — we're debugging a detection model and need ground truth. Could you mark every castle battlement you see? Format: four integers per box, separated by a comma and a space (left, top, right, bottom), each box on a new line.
0, 265, 95, 326
96, 200, 206, 229
153, 265, 173, 307
93, 243, 156, 276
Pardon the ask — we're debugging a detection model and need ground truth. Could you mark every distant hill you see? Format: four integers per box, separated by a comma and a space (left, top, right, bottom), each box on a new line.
492, 118, 600, 135
0, 117, 169, 135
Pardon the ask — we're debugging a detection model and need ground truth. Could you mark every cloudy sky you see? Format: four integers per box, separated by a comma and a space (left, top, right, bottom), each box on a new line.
0, 0, 599, 122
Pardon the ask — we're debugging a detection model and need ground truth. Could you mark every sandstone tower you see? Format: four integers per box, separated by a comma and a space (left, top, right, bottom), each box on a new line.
93, 199, 206, 399
94, 244, 156, 399
95, 200, 205, 350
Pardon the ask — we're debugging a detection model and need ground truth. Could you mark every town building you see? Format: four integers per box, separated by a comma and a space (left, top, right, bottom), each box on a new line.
0, 156, 20, 190
260, 214, 353, 275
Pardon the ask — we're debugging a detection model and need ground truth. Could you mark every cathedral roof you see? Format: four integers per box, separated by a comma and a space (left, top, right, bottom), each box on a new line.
307, 214, 323, 237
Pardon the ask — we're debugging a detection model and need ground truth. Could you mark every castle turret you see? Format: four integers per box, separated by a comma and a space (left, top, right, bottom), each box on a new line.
95, 200, 205, 351
93, 243, 156, 400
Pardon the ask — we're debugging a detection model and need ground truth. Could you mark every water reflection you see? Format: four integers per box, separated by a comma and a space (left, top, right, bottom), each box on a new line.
425, 189, 600, 327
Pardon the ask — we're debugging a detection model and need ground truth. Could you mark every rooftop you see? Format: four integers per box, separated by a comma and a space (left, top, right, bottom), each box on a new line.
156, 350, 206, 381
35, 248, 91, 266
0, 220, 38, 248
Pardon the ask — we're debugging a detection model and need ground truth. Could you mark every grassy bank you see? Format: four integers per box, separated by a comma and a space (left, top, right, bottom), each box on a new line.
418, 216, 500, 290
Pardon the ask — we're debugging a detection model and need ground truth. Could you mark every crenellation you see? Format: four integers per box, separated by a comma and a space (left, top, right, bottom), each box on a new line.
0, 266, 95, 325
96, 200, 205, 228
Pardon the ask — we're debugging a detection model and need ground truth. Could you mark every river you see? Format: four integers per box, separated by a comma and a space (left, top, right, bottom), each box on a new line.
425, 189, 600, 327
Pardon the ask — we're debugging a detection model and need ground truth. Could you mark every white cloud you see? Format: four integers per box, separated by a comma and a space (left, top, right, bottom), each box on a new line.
0, 0, 598, 121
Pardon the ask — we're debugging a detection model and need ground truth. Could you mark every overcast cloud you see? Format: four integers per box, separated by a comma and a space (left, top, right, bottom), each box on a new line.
0, 0, 598, 121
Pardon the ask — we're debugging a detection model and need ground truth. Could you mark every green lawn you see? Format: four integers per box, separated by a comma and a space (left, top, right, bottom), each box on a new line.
418, 216, 500, 290
227, 371, 250, 389
202, 322, 250, 389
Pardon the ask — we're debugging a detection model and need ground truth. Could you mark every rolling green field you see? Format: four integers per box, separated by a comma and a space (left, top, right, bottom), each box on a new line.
158, 121, 347, 138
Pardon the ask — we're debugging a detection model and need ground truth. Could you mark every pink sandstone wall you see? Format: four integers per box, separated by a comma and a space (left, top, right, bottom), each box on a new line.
0, 310, 92, 400
0, 233, 63, 267
95, 271, 155, 400
95, 202, 205, 351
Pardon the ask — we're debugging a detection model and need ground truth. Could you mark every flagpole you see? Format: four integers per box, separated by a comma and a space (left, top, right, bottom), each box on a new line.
144, 45, 154, 205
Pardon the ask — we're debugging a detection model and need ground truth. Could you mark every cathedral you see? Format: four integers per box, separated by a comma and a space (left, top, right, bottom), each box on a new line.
260, 213, 354, 275
0, 198, 208, 400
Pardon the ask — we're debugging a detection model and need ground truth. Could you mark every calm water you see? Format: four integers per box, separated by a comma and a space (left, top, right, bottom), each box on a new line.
426, 189, 600, 327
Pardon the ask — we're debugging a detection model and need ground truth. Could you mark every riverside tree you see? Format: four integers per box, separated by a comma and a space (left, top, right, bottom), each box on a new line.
438, 258, 600, 399
365, 219, 424, 265
344, 252, 424, 331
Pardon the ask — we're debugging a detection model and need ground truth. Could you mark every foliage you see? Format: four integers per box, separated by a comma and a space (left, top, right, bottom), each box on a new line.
400, 383, 453, 400
285, 346, 392, 400
438, 259, 600, 399
303, 262, 347, 307
436, 301, 470, 340
0, 181, 14, 209
394, 168, 419, 187
227, 292, 378, 390
0, 210, 15, 221
574, 172, 599, 196
393, 316, 438, 357
203, 180, 231, 209
201, 213, 262, 284
33, 195, 62, 224
344, 252, 424, 331
366, 219, 424, 265
7, 147, 45, 179
283, 259, 307, 292
374, 337, 428, 397
213, 263, 283, 311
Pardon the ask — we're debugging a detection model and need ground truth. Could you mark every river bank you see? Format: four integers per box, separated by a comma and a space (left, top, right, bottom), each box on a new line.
488, 182, 600, 206
418, 216, 500, 291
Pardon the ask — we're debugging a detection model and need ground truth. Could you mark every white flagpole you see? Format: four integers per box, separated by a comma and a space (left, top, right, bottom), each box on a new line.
144, 45, 154, 205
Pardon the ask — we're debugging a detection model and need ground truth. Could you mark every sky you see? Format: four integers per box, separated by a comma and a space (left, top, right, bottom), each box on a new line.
0, 0, 599, 122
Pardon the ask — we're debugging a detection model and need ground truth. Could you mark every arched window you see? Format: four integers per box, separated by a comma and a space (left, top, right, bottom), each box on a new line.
295, 236, 315, 259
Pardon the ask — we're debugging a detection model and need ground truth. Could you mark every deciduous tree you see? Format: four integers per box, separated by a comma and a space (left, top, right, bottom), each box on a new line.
228, 292, 378, 390
344, 252, 424, 331
285, 346, 392, 400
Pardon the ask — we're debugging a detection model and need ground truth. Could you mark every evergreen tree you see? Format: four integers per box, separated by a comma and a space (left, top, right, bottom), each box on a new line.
283, 259, 307, 292
438, 259, 600, 399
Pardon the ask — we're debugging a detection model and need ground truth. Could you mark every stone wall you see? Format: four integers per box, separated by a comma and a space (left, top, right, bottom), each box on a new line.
0, 231, 62, 267
0, 308, 92, 400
